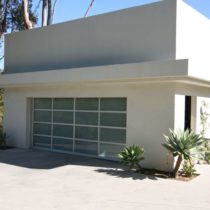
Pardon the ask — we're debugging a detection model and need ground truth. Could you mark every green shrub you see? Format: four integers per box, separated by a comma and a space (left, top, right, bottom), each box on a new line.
119, 145, 144, 171
203, 141, 210, 164
0, 128, 6, 146
162, 129, 205, 177
199, 100, 210, 164
181, 160, 196, 177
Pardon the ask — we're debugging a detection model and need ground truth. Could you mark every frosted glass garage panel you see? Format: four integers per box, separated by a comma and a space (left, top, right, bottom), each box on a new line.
32, 97, 127, 160
75, 126, 98, 140
52, 138, 73, 151
76, 98, 98, 110
100, 113, 126, 127
34, 111, 51, 122
75, 112, 98, 125
75, 140, 98, 155
99, 143, 125, 158
33, 135, 51, 148
53, 98, 74, 110
100, 98, 126, 111
33, 123, 51, 135
53, 111, 73, 124
100, 128, 126, 143
34, 98, 52, 109
53, 125, 73, 138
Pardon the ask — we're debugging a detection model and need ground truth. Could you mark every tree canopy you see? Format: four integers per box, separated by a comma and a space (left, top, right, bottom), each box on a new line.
0, 0, 37, 37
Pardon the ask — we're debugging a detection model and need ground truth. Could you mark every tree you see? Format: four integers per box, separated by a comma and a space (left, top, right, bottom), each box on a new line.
0, 88, 4, 127
0, 0, 9, 37
0, 0, 37, 36
200, 100, 210, 137
162, 129, 205, 177
47, 0, 51, 25
23, 0, 34, 29
41, 0, 58, 26
199, 100, 210, 164
0, 0, 37, 61
41, 0, 47, 26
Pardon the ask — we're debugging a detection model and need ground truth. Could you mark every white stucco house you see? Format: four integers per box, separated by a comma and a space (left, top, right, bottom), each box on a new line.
0, 0, 210, 171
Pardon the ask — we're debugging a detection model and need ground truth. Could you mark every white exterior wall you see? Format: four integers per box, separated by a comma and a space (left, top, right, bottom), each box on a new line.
176, 0, 210, 80
174, 94, 185, 130
4, 90, 30, 148
4, 83, 175, 171
4, 0, 176, 74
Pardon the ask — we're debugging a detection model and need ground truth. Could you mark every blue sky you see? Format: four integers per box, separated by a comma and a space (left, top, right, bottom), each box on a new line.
33, 0, 210, 25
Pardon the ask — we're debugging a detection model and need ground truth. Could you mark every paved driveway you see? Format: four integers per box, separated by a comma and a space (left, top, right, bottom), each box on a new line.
0, 149, 210, 210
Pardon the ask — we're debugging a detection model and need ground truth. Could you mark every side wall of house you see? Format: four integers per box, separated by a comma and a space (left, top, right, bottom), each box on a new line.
4, 0, 177, 74
176, 0, 210, 80
4, 83, 175, 171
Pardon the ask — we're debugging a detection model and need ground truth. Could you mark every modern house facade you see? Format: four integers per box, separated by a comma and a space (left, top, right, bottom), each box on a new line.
1, 0, 210, 171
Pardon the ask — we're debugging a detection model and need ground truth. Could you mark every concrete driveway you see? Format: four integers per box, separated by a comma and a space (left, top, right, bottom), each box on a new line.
0, 149, 210, 210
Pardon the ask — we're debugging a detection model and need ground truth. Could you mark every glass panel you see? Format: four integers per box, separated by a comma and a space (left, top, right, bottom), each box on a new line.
75, 126, 98, 140
100, 113, 126, 127
100, 128, 126, 143
100, 98, 126, 111
34, 111, 51, 122
33, 135, 51, 148
52, 138, 73, 151
53, 111, 73, 124
75, 140, 98, 155
33, 123, 51, 135
76, 98, 98, 110
75, 112, 98, 125
53, 124, 73, 138
99, 143, 124, 158
53, 98, 74, 110
34, 98, 52, 109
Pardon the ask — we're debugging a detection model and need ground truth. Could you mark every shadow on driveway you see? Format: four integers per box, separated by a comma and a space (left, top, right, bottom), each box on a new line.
95, 168, 158, 180
0, 148, 122, 169
0, 148, 160, 180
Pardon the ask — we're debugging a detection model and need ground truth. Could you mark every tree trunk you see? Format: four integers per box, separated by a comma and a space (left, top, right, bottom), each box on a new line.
51, 0, 58, 24
0, 0, 9, 37
47, 0, 52, 25
174, 154, 183, 177
23, 0, 33, 29
42, 0, 47, 26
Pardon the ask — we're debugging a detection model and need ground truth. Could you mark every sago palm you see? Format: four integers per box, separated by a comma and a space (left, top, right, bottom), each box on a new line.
162, 129, 204, 177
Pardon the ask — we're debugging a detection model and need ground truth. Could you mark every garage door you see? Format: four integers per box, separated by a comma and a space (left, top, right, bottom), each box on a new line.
32, 98, 126, 159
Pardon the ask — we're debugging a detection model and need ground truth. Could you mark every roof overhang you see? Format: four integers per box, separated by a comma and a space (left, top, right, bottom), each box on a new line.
0, 59, 210, 88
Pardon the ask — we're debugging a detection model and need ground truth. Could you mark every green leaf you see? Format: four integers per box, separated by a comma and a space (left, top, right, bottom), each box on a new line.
162, 129, 205, 173
119, 145, 145, 170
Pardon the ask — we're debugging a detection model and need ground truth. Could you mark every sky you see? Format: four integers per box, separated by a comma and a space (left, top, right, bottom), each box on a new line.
33, 0, 210, 26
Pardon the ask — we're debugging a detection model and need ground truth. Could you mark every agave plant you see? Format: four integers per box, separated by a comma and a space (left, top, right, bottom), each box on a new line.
119, 145, 144, 171
162, 129, 205, 177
